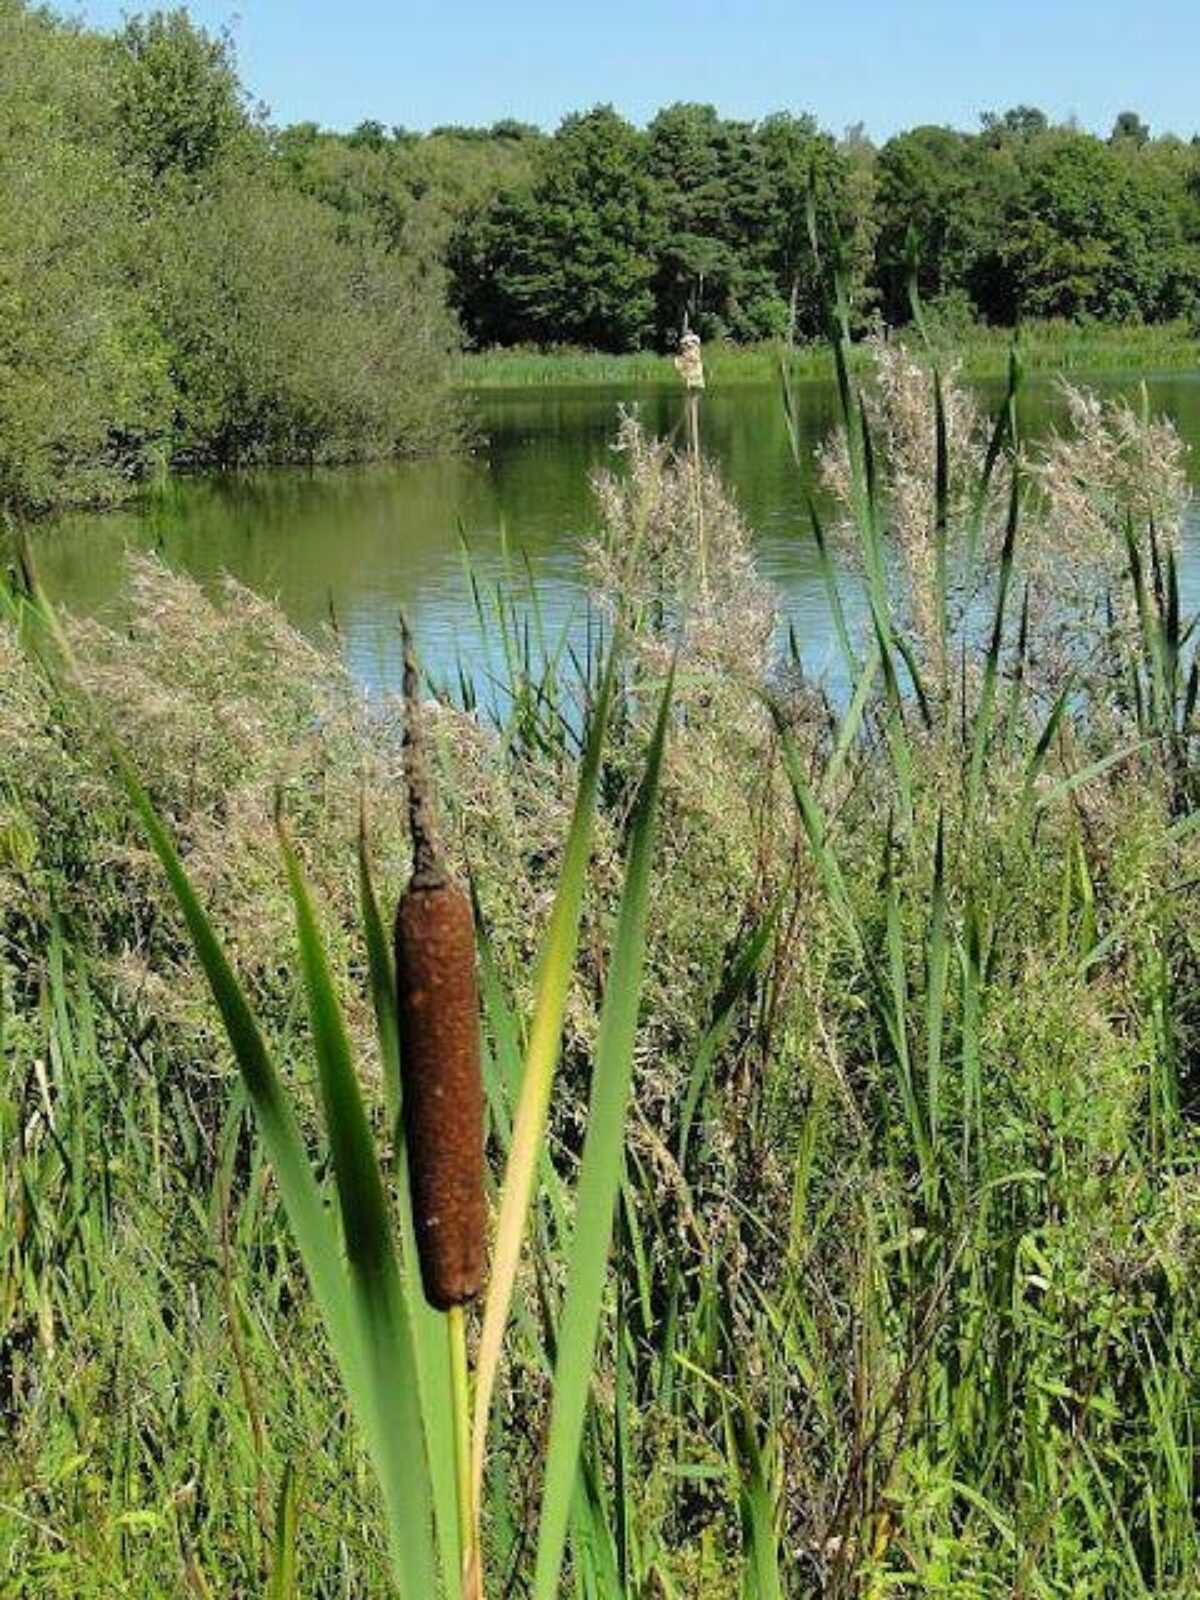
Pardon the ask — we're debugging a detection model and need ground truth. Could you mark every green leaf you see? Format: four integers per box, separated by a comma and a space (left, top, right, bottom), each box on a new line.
532, 670, 673, 1600
280, 828, 438, 1598
267, 1464, 299, 1600
471, 650, 618, 1519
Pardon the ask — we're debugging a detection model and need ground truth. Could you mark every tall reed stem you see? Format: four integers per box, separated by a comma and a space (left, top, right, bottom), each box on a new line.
686, 389, 706, 592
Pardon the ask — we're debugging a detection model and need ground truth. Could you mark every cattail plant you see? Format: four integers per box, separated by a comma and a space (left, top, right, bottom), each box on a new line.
390, 619, 486, 1600
8, 531, 671, 1600
394, 621, 486, 1312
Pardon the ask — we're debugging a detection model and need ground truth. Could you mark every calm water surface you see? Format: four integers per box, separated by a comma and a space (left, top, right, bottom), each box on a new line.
34, 373, 1200, 693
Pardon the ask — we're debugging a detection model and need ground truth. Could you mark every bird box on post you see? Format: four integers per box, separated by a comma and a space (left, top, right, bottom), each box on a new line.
674, 330, 705, 392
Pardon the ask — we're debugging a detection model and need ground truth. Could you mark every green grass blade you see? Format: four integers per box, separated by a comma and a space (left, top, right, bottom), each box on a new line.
967, 347, 1021, 571
821, 646, 879, 801
773, 715, 860, 945
882, 824, 931, 1180
1034, 738, 1156, 811
960, 896, 984, 1182
731, 1409, 783, 1600
676, 896, 782, 1177
804, 494, 860, 682
967, 396, 1021, 816
925, 810, 949, 1150
471, 651, 618, 1518
267, 1463, 299, 1600
532, 672, 673, 1600
932, 364, 950, 680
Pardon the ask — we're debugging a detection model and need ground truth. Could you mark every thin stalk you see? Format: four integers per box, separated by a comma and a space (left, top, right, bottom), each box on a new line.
686, 389, 706, 593
448, 1306, 479, 1600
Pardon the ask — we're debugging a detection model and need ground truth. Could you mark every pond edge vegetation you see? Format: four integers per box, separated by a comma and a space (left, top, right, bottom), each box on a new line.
6, 233, 1200, 1594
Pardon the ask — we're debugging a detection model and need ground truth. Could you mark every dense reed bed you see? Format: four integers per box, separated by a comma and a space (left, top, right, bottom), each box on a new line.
3, 315, 1200, 1597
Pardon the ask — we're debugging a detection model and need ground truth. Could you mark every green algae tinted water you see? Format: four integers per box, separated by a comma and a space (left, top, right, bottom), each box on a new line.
33, 373, 1200, 693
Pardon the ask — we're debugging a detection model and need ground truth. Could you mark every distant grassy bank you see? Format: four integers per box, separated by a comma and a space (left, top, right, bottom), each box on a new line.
459, 319, 1200, 389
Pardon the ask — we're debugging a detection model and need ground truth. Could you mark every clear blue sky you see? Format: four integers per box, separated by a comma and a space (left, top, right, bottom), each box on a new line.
71, 0, 1199, 141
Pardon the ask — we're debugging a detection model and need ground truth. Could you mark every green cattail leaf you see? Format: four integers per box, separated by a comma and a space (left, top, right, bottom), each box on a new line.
280, 829, 438, 1600
470, 648, 619, 1518
3, 573, 433, 1592
532, 669, 673, 1600
474, 894, 572, 1249
358, 826, 462, 1589
357, 821, 402, 1133
107, 733, 363, 1391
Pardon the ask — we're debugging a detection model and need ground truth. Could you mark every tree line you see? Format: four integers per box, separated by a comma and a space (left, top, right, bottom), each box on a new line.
287, 104, 1200, 354
203, 95, 1200, 358
440, 103, 1199, 350
3, 1, 1199, 517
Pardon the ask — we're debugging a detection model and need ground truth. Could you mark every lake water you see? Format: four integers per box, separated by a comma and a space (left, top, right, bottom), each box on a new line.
32, 372, 1200, 694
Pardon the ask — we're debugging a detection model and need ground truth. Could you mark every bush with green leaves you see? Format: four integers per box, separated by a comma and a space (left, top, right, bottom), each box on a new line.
0, 1, 461, 517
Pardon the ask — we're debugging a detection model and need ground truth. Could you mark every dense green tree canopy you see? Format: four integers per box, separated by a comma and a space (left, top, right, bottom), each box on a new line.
451, 103, 861, 349
114, 8, 246, 183
451, 101, 1198, 350
451, 107, 663, 350
0, 1, 170, 510
1004, 132, 1186, 320
872, 115, 1200, 328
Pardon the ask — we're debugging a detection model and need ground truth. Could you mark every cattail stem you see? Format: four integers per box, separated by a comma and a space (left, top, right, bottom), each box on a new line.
402, 619, 444, 888
675, 330, 707, 595
448, 1305, 479, 1599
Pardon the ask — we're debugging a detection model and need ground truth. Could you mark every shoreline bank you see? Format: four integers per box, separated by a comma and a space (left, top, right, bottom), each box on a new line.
458, 322, 1200, 390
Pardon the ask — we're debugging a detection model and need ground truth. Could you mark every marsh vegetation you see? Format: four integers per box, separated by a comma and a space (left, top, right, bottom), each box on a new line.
6, 324, 1200, 1596
6, 5, 1200, 1595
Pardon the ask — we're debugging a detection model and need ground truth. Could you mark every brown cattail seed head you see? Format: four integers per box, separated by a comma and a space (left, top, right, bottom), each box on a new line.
396, 879, 486, 1309
395, 617, 486, 1310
